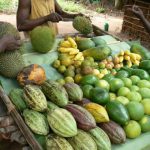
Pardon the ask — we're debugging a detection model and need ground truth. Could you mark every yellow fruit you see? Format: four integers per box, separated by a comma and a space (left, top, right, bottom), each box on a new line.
78, 56, 84, 61
119, 51, 124, 56
127, 61, 132, 67
53, 60, 61, 68
124, 50, 130, 55
84, 103, 109, 123
65, 76, 74, 83
57, 79, 65, 85
129, 53, 137, 61
120, 63, 124, 68
113, 56, 120, 64
68, 55, 75, 59
73, 61, 82, 68
134, 60, 140, 66
135, 54, 142, 60
93, 69, 100, 76
61, 57, 72, 66
68, 65, 75, 71
74, 52, 83, 61
119, 56, 124, 63
74, 74, 82, 83
114, 64, 121, 69
97, 73, 104, 79
67, 37, 77, 48
106, 63, 113, 70
69, 49, 79, 55
124, 55, 130, 61
58, 65, 66, 73
60, 40, 72, 48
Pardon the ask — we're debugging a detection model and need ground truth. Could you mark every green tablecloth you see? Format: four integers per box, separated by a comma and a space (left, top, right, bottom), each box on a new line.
0, 36, 150, 150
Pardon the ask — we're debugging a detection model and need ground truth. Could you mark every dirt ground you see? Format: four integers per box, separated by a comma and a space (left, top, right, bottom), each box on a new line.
0, 13, 123, 37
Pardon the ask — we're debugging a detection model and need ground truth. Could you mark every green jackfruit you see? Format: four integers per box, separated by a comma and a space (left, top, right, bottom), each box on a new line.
73, 16, 93, 35
0, 48, 25, 78
0, 22, 20, 39
30, 26, 56, 53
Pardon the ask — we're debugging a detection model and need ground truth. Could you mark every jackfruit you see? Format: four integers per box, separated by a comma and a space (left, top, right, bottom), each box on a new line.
30, 26, 56, 53
73, 16, 93, 35
0, 47, 25, 78
0, 22, 20, 39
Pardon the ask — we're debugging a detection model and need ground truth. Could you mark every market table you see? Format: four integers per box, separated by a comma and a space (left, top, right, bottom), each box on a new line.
0, 35, 150, 150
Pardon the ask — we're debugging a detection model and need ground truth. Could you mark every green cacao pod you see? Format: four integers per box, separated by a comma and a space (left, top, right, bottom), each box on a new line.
89, 127, 111, 150
68, 129, 97, 150
23, 109, 49, 135
65, 104, 96, 131
47, 101, 59, 112
9, 88, 27, 111
64, 83, 83, 101
23, 85, 47, 112
42, 80, 68, 107
46, 134, 73, 150
47, 108, 77, 137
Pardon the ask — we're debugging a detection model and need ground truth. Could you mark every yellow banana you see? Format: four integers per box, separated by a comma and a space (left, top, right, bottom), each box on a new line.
134, 60, 140, 65
68, 55, 75, 59
67, 37, 77, 48
78, 56, 84, 61
124, 50, 130, 55
119, 50, 124, 56
69, 49, 79, 55
124, 55, 130, 61
119, 56, 124, 63
134, 54, 142, 60
127, 61, 132, 67
74, 52, 83, 60
58, 47, 76, 53
129, 53, 137, 61
60, 41, 72, 48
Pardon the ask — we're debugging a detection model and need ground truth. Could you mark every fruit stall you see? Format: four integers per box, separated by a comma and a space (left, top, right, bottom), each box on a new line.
0, 18, 150, 150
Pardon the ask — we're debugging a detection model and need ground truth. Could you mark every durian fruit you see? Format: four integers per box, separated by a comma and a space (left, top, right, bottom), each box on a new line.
73, 16, 93, 35
30, 26, 56, 53
0, 47, 25, 78
0, 22, 20, 39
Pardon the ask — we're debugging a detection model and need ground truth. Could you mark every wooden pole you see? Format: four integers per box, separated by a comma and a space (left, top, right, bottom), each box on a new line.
0, 86, 43, 150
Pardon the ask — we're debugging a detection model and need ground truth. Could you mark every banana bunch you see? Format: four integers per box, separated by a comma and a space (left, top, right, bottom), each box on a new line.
116, 50, 141, 67
58, 37, 84, 64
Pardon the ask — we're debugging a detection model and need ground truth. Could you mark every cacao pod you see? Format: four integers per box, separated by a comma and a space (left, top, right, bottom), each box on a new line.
84, 102, 109, 123
23, 85, 47, 112
42, 80, 68, 107
46, 134, 73, 150
68, 129, 97, 150
23, 109, 49, 135
64, 83, 83, 101
65, 104, 96, 131
89, 126, 111, 150
47, 108, 77, 137
17, 64, 46, 86
74, 98, 91, 106
98, 120, 126, 144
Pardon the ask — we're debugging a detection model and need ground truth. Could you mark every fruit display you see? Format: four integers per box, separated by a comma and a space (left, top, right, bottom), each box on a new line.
6, 34, 150, 150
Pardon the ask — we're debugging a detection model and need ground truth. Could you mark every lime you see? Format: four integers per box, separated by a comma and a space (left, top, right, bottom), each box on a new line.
130, 75, 140, 85
139, 88, 150, 99
65, 77, 74, 83
141, 99, 150, 115
95, 80, 110, 91
56, 79, 65, 85
130, 85, 139, 92
117, 87, 130, 97
82, 85, 93, 99
137, 80, 150, 88
126, 91, 142, 102
124, 120, 141, 139
121, 78, 132, 88
139, 115, 150, 132
110, 78, 124, 92
109, 93, 116, 101
58, 65, 66, 73
126, 101, 144, 120
116, 96, 129, 105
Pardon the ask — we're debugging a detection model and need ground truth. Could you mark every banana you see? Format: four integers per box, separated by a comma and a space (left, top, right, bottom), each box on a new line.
134, 60, 140, 65
129, 53, 137, 61
78, 56, 84, 61
119, 56, 124, 63
127, 61, 132, 67
68, 55, 75, 59
134, 54, 142, 60
74, 52, 83, 60
69, 49, 79, 55
58, 47, 76, 53
60, 40, 72, 48
68, 37, 77, 48
119, 51, 124, 56
124, 50, 130, 55
124, 55, 130, 61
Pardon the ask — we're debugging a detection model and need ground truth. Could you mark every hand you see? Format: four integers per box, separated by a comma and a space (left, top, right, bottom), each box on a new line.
131, 5, 144, 18
47, 12, 63, 22
0, 115, 27, 145
1, 35, 21, 52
